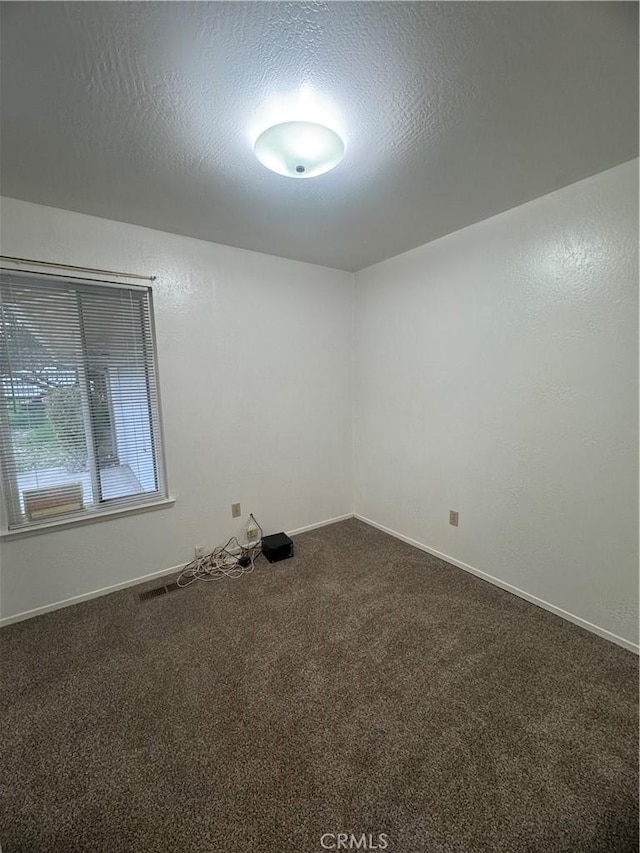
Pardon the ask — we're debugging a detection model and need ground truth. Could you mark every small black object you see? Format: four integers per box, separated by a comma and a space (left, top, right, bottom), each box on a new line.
296, 165, 305, 173
261, 532, 294, 563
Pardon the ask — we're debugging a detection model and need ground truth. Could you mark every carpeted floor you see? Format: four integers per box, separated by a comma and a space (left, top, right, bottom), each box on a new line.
0, 518, 637, 853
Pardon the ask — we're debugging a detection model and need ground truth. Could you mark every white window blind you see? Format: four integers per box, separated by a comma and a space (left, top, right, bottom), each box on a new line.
0, 269, 167, 529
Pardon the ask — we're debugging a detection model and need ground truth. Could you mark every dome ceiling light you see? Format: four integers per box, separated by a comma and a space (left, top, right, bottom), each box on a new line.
254, 121, 345, 179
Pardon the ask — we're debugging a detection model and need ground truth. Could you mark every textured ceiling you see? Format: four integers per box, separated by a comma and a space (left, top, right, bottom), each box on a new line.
0, 2, 637, 272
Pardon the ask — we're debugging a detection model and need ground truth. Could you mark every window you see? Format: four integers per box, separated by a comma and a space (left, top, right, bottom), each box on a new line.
0, 269, 168, 530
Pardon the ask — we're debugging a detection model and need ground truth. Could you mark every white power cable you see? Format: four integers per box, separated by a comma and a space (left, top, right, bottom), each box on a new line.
176, 515, 263, 587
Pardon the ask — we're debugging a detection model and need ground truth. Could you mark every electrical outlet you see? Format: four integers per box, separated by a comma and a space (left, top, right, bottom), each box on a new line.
232, 502, 241, 518
194, 544, 205, 558
449, 510, 459, 527
246, 525, 259, 542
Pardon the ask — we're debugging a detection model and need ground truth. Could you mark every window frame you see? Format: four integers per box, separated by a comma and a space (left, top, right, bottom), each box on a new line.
0, 267, 172, 535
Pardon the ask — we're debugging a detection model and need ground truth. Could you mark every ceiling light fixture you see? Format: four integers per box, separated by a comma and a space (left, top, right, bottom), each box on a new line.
254, 121, 345, 179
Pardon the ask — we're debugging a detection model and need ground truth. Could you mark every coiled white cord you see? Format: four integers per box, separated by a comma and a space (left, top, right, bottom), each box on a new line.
176, 515, 263, 586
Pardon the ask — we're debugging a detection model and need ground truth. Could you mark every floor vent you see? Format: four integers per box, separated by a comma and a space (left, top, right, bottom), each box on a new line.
138, 582, 181, 603
139, 586, 167, 602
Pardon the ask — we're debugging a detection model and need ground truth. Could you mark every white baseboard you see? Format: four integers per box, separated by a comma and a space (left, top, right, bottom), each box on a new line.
0, 561, 187, 628
7, 511, 633, 656
0, 513, 355, 628
287, 513, 354, 537
355, 514, 639, 655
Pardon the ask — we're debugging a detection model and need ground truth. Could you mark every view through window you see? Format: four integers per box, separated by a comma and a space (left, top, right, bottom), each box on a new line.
0, 270, 167, 528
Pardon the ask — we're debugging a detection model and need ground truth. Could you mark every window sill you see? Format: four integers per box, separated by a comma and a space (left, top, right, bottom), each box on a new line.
1, 496, 176, 540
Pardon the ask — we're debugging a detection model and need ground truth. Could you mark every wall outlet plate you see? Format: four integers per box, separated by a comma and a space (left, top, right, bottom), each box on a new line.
194, 545, 205, 558
449, 510, 459, 527
232, 502, 241, 518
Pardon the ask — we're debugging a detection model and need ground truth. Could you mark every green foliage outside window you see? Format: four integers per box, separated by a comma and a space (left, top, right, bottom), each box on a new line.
44, 385, 88, 471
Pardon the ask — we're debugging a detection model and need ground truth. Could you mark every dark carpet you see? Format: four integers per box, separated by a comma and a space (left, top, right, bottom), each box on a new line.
0, 518, 637, 853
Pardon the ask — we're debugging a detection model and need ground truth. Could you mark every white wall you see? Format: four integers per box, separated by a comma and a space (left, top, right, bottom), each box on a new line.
1, 162, 638, 650
354, 161, 639, 649
0, 197, 354, 621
